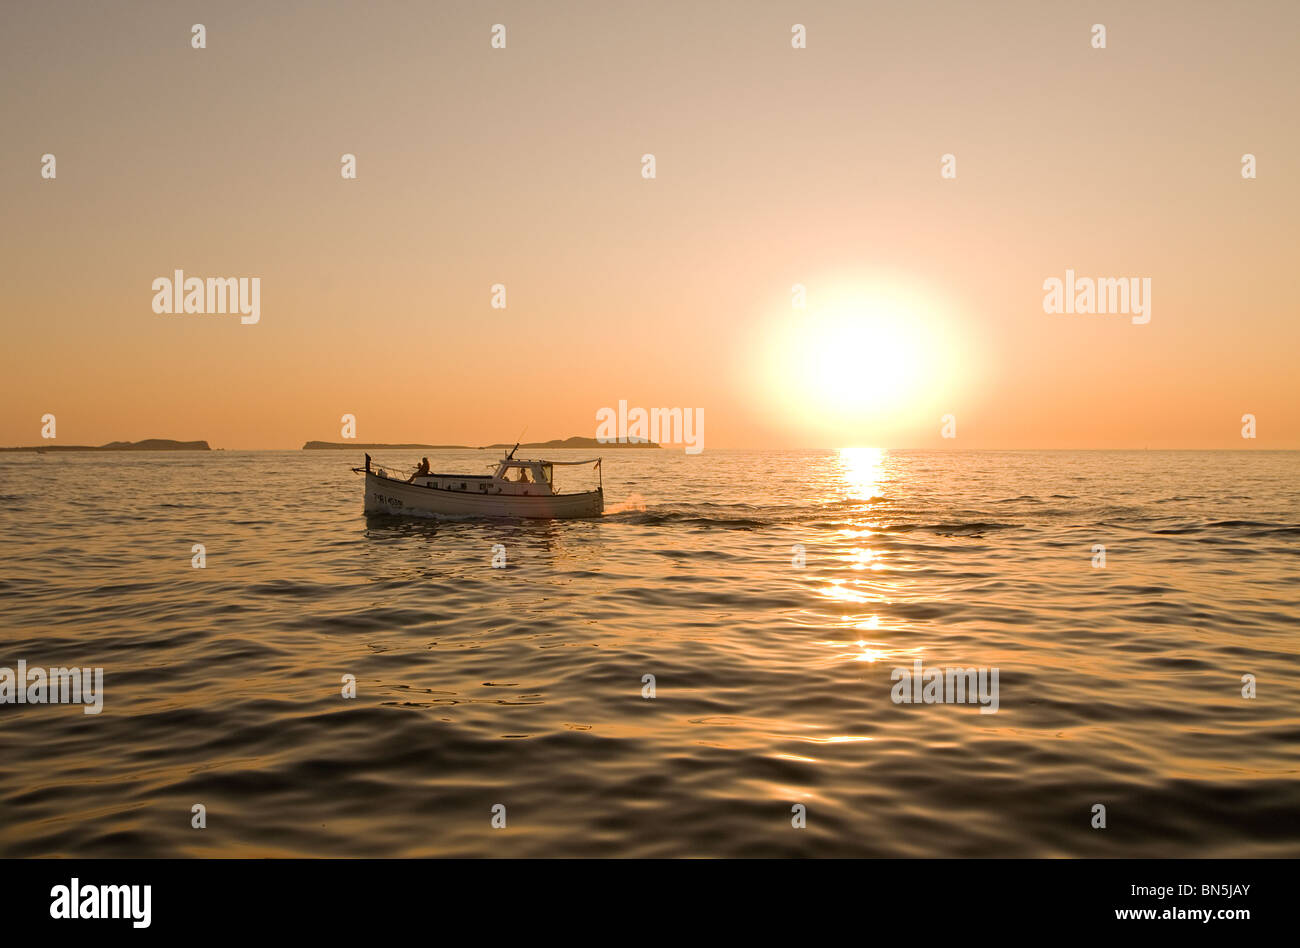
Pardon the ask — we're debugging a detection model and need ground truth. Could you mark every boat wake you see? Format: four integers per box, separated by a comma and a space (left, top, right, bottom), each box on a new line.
602, 493, 647, 515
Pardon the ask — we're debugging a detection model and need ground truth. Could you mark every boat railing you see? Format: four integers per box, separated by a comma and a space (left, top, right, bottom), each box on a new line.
351, 453, 415, 480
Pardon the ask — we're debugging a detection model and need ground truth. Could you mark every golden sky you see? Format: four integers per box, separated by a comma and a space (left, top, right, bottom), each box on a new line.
2, 0, 1297, 449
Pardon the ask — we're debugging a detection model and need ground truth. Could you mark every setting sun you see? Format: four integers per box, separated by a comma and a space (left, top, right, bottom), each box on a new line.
797, 308, 924, 413
755, 281, 973, 444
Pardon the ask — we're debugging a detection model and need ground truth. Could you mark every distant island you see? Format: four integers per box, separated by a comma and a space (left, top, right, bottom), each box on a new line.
1, 439, 211, 452
303, 436, 659, 450
303, 442, 474, 450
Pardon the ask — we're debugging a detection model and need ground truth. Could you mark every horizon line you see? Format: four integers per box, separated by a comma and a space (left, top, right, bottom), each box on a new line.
3, 444, 1297, 453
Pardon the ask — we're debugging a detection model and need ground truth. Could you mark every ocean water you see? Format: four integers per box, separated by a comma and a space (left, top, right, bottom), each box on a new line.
0, 448, 1297, 857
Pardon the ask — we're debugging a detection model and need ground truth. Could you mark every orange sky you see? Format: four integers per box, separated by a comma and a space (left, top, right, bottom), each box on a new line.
2, 0, 1297, 449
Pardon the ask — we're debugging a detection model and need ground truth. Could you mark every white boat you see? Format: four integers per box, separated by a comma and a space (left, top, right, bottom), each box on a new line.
354, 446, 604, 519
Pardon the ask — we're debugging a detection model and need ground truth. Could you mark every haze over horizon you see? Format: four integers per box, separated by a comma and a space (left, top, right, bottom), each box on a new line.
3, 0, 1297, 450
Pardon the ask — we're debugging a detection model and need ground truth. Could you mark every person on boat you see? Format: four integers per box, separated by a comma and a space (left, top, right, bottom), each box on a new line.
515, 466, 530, 483
408, 457, 430, 482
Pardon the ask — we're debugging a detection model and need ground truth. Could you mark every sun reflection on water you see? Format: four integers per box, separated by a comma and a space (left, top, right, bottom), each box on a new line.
810, 450, 925, 670
838, 446, 886, 500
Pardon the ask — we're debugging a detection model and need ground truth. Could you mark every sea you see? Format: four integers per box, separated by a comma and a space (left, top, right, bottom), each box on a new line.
0, 448, 1297, 857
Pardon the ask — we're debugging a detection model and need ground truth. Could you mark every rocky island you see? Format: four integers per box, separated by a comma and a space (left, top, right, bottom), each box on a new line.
1, 439, 211, 452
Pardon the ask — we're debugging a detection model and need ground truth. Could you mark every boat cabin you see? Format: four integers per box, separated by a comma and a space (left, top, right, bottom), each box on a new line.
489, 458, 556, 496
402, 458, 556, 496
363, 449, 601, 500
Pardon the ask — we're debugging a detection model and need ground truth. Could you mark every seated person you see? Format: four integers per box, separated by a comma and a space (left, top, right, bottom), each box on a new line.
515, 467, 530, 483
407, 457, 431, 482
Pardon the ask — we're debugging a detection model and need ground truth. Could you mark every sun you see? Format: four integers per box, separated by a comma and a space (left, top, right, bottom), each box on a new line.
749, 278, 972, 443
797, 308, 924, 414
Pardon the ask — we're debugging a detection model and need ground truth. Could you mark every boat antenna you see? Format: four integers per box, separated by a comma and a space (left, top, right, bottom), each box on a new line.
506, 425, 527, 460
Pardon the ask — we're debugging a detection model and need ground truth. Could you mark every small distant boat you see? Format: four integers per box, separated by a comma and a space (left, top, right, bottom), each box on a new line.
354, 445, 603, 519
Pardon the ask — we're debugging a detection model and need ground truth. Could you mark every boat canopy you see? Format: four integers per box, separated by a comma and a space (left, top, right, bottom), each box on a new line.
492, 455, 601, 491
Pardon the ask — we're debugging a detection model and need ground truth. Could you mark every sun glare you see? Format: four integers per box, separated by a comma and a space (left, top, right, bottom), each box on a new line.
800, 310, 923, 413
756, 281, 969, 442
838, 446, 886, 498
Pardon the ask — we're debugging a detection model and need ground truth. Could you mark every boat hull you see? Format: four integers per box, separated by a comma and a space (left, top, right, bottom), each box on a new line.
364, 471, 603, 519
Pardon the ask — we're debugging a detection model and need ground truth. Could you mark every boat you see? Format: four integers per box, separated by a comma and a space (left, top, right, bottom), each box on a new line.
353, 445, 604, 519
